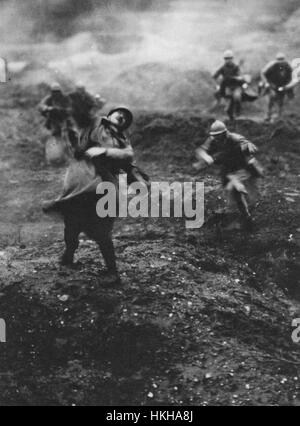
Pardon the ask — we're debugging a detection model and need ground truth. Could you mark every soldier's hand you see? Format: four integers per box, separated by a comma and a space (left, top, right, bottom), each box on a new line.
193, 161, 207, 171
205, 155, 215, 166
196, 149, 214, 165
86, 147, 107, 158
242, 141, 258, 155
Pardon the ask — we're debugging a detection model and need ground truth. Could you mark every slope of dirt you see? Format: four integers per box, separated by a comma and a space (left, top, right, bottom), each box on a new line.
0, 84, 300, 406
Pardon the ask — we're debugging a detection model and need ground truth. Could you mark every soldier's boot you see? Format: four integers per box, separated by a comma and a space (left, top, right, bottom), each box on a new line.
233, 91, 242, 117
234, 192, 254, 232
86, 220, 120, 286
235, 99, 242, 117
278, 99, 284, 120
97, 235, 121, 287
61, 251, 75, 267
61, 221, 80, 267
266, 96, 275, 122
227, 99, 235, 121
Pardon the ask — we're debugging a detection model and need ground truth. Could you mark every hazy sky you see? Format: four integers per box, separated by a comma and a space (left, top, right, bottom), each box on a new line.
1, 0, 300, 96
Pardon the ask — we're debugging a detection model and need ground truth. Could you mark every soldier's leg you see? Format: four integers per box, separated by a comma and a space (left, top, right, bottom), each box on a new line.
98, 232, 118, 273
233, 190, 251, 217
267, 93, 275, 121
233, 88, 242, 116
61, 214, 82, 266
85, 218, 118, 273
52, 121, 63, 138
227, 98, 235, 120
278, 95, 285, 119
231, 189, 254, 231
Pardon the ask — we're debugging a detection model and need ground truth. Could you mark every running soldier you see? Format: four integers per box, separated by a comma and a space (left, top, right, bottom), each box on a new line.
195, 121, 264, 231
261, 53, 294, 121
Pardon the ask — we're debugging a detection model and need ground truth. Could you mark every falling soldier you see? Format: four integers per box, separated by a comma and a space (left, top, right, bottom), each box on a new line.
195, 121, 264, 231
43, 107, 149, 286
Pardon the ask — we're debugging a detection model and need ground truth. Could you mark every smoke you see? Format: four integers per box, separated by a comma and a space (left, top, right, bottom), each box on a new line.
2, 0, 300, 109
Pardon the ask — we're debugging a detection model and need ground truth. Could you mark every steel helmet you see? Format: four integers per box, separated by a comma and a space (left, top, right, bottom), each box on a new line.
210, 120, 227, 136
276, 52, 286, 61
51, 82, 62, 92
224, 50, 234, 60
107, 107, 133, 131
292, 58, 300, 69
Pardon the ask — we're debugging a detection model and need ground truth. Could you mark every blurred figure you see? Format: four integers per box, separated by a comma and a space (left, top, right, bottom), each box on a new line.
195, 121, 263, 231
214, 50, 243, 120
69, 83, 105, 129
95, 93, 106, 110
261, 53, 294, 121
285, 58, 300, 90
39, 83, 74, 138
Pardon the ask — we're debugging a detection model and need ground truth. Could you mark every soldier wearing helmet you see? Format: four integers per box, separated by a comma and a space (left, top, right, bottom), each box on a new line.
44, 107, 149, 286
195, 121, 263, 231
213, 51, 243, 119
261, 53, 294, 121
39, 82, 73, 138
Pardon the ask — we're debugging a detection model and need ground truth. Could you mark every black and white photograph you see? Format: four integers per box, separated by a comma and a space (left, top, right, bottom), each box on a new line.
0, 0, 299, 408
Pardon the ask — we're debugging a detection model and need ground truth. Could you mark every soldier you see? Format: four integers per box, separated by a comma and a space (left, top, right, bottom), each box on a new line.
39, 83, 74, 138
69, 83, 105, 130
195, 121, 264, 231
44, 107, 149, 286
261, 53, 294, 121
214, 50, 243, 120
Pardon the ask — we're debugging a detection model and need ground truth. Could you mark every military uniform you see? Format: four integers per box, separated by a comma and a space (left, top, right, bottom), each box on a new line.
262, 60, 294, 119
214, 62, 242, 119
198, 132, 263, 223
263, 60, 293, 88
214, 62, 241, 97
44, 116, 149, 275
201, 132, 258, 183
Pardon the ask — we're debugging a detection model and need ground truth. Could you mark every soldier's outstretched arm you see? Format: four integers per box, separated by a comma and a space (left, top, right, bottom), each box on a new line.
86, 145, 134, 163
213, 67, 223, 80
106, 146, 134, 162
240, 140, 258, 155
38, 96, 51, 113
195, 147, 214, 166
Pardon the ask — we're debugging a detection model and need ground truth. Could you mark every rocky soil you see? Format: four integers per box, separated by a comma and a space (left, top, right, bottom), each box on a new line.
0, 84, 299, 406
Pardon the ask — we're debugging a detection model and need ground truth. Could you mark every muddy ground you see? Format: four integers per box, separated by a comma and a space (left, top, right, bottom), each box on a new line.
0, 85, 300, 406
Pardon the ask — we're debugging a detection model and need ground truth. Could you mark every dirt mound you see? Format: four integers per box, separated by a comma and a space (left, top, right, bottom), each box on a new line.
132, 113, 300, 169
0, 89, 300, 405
